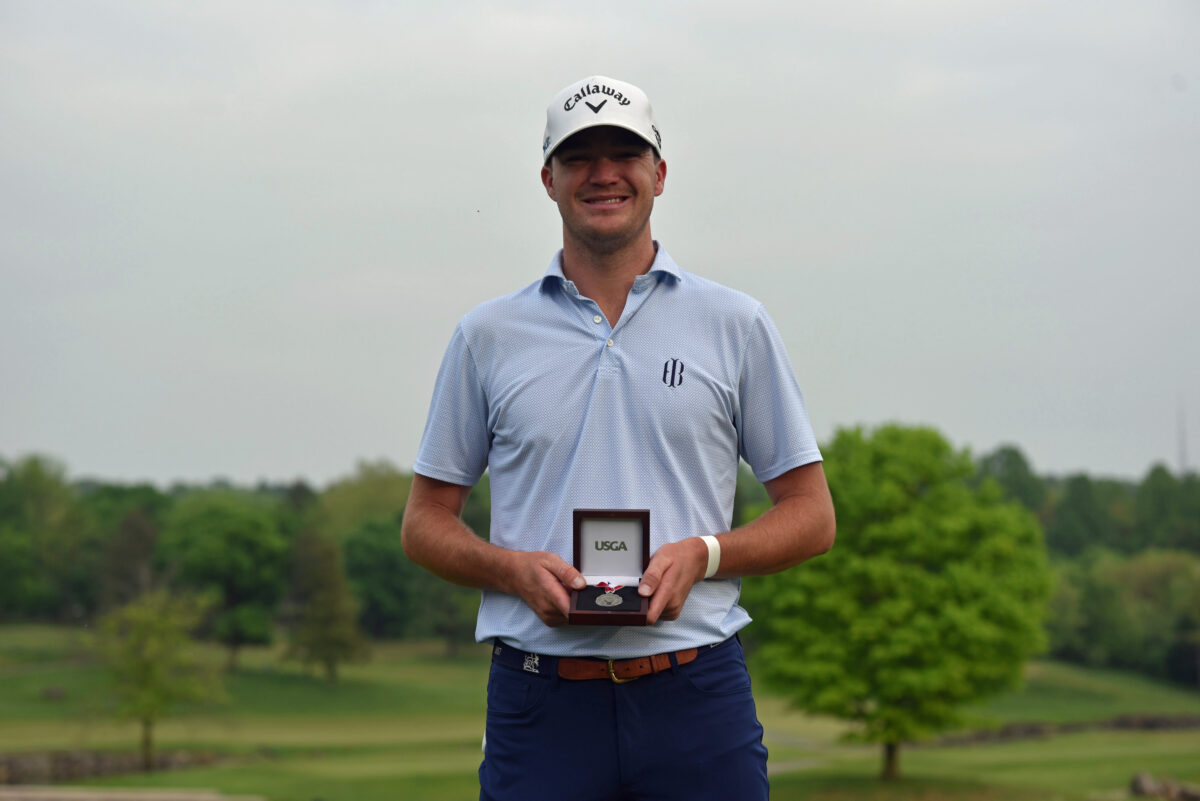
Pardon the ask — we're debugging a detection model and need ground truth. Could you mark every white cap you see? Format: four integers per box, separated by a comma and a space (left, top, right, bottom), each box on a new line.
542, 75, 661, 163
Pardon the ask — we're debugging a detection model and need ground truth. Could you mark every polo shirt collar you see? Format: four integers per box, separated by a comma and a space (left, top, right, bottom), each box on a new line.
540, 242, 681, 293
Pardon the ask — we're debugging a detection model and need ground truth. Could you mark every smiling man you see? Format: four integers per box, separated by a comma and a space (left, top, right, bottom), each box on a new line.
401, 75, 836, 801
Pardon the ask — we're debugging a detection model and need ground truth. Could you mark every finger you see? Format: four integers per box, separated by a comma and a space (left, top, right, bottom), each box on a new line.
645, 563, 677, 624
646, 591, 665, 625
535, 589, 570, 626
534, 564, 573, 618
548, 556, 586, 591
542, 578, 571, 618
659, 596, 683, 621
639, 558, 665, 597
647, 587, 683, 624
518, 554, 573, 626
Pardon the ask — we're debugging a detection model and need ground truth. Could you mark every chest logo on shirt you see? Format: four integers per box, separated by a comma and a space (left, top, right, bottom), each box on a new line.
662, 358, 685, 388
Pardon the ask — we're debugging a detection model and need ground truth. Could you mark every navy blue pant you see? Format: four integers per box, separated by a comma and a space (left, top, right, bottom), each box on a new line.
479, 637, 769, 801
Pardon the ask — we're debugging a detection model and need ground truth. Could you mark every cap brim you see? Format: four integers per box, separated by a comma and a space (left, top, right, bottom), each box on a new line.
544, 122, 661, 163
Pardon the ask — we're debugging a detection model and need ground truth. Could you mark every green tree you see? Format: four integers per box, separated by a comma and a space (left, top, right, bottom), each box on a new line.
95, 591, 224, 770
285, 531, 369, 681
277, 480, 319, 541
1044, 474, 1114, 556
977, 444, 1047, 512
72, 480, 170, 612
423, 573, 481, 657
1172, 472, 1200, 553
744, 424, 1051, 780
1133, 465, 1176, 550
1093, 477, 1137, 551
343, 516, 479, 651
1134, 466, 1200, 553
314, 461, 413, 541
100, 510, 160, 610
0, 454, 96, 619
1106, 550, 1200, 678
0, 523, 48, 617
158, 492, 289, 669
77, 482, 169, 535
1044, 559, 1095, 664
1047, 549, 1200, 683
344, 516, 416, 638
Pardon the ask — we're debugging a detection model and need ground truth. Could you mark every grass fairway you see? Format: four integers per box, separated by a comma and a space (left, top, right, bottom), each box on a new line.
2, 624, 1199, 800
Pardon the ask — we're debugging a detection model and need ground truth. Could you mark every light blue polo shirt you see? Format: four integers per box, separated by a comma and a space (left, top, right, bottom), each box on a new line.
414, 244, 822, 658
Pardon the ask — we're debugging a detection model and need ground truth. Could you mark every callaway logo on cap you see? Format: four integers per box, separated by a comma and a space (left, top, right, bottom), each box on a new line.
542, 75, 662, 163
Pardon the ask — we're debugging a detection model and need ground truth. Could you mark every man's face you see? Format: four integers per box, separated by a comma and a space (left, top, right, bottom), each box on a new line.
540, 127, 667, 256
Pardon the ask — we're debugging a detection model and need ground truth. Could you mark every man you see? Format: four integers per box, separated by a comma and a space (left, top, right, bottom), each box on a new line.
401, 75, 835, 801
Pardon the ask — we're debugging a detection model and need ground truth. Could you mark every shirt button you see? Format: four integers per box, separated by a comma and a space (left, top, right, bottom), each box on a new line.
606, 339, 614, 348
593, 315, 602, 324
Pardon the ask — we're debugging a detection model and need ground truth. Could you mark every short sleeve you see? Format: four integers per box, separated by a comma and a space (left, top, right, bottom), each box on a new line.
737, 305, 823, 482
413, 323, 491, 486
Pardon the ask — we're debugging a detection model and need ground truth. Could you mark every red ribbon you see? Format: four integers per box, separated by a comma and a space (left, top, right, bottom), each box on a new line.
596, 582, 623, 594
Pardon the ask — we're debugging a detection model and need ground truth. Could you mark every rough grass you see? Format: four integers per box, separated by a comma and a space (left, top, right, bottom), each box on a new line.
965, 659, 1200, 725
2, 625, 1199, 800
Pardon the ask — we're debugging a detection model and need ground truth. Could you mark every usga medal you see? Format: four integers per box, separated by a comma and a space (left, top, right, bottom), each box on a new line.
595, 581, 624, 608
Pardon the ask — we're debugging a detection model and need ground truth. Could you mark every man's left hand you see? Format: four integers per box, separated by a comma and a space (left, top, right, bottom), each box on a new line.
638, 536, 709, 624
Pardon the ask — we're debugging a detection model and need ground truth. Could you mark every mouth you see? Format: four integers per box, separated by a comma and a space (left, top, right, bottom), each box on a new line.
582, 195, 630, 207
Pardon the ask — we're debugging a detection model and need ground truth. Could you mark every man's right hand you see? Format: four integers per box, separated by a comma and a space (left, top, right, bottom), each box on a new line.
505, 550, 587, 627
402, 475, 588, 627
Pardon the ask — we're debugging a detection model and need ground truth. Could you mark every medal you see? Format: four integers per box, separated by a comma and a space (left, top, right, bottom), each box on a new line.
595, 582, 623, 608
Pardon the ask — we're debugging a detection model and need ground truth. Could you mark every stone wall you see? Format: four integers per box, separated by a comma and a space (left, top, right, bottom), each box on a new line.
0, 751, 221, 785
924, 713, 1200, 747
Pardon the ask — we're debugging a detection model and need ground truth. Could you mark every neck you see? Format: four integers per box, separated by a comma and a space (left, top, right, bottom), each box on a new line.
560, 230, 656, 326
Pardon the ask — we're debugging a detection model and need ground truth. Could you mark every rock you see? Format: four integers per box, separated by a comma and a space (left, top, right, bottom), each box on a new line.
1130, 772, 1200, 800
1132, 772, 1163, 796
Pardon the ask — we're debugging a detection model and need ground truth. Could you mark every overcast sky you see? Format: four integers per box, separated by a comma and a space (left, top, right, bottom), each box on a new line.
2, 1, 1197, 488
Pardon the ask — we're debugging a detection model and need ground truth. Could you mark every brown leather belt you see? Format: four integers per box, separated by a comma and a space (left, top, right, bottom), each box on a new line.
558, 648, 699, 684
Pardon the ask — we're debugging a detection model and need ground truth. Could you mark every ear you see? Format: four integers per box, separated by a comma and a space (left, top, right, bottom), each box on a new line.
541, 163, 557, 201
653, 158, 667, 197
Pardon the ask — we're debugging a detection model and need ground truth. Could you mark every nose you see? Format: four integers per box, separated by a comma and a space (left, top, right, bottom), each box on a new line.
587, 157, 620, 184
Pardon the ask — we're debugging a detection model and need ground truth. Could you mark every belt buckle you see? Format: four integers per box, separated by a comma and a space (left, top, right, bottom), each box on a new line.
607, 659, 638, 684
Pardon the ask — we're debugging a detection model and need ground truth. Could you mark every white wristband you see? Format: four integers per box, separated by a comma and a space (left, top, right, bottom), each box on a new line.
700, 535, 721, 579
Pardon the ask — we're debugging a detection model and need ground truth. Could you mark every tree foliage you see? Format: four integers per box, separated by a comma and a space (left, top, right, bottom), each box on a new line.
285, 530, 369, 681
0, 455, 95, 619
1044, 474, 1115, 556
976, 444, 1047, 512
99, 510, 160, 610
314, 460, 412, 541
1134, 465, 1200, 552
743, 424, 1051, 780
158, 491, 289, 668
1047, 549, 1200, 684
343, 516, 478, 653
95, 591, 224, 769
0, 522, 46, 617
344, 517, 417, 639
